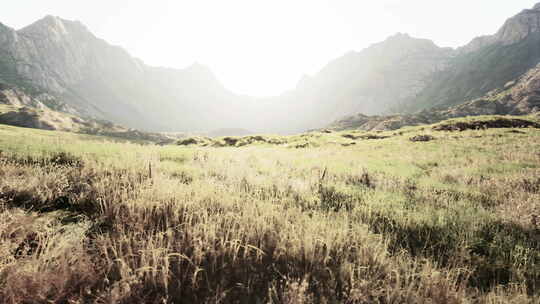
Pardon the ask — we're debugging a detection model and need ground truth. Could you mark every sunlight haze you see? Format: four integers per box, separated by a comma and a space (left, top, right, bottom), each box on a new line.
1, 0, 537, 96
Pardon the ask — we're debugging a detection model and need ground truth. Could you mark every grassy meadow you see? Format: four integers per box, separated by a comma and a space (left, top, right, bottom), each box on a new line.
0, 116, 539, 303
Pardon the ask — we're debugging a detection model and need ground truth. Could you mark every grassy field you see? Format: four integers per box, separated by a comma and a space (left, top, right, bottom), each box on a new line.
0, 117, 539, 303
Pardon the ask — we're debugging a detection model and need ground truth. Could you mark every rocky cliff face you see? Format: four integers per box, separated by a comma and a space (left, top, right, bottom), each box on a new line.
496, 4, 540, 45
0, 16, 150, 128
1, 16, 141, 94
460, 4, 540, 53
397, 2, 540, 113
0, 16, 240, 131
328, 63, 540, 132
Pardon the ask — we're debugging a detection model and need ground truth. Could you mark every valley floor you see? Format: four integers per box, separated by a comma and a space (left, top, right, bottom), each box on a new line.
0, 118, 539, 303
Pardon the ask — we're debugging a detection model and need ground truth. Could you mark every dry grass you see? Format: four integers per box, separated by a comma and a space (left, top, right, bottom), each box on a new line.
0, 122, 539, 303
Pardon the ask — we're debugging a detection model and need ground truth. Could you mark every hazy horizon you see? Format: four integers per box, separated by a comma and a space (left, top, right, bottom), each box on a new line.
1, 0, 537, 97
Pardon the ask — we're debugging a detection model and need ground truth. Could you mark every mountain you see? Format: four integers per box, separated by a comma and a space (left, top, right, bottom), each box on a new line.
0, 15, 457, 134
0, 16, 244, 132
263, 1, 540, 129
397, 3, 540, 112
327, 62, 540, 131
277, 34, 454, 127
2, 3, 540, 135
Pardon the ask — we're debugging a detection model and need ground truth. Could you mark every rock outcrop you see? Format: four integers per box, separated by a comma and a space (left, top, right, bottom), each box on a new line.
496, 5, 540, 45
460, 4, 540, 53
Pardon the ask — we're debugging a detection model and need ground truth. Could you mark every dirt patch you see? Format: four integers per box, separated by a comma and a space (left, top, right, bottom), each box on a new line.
342, 134, 389, 140
360, 134, 390, 140
433, 118, 540, 131
177, 137, 205, 146
294, 143, 310, 149
222, 137, 239, 146
409, 135, 435, 142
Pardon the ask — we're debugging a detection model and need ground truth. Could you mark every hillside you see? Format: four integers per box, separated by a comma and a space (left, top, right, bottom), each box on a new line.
274, 33, 454, 127
328, 61, 540, 131
0, 84, 176, 143
282, 2, 540, 128
398, 4, 540, 112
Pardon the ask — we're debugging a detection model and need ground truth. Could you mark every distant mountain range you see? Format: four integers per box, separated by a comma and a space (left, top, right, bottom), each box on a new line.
328, 63, 540, 131
1, 3, 540, 134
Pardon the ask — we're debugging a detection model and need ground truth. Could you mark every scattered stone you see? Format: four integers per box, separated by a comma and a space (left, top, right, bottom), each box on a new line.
342, 134, 357, 139
177, 138, 199, 146
409, 135, 435, 142
359, 134, 390, 140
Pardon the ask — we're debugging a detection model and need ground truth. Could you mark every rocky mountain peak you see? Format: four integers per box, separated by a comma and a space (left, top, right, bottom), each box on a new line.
461, 4, 540, 53
365, 33, 447, 61
0, 22, 11, 31
386, 32, 411, 40
495, 5, 540, 45
0, 22, 15, 41
19, 15, 91, 39
377, 33, 440, 51
185, 62, 212, 74
182, 62, 220, 84
382, 33, 420, 45
20, 15, 67, 35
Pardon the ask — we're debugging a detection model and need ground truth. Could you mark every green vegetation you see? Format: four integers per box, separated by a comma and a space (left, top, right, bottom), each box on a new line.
0, 117, 539, 303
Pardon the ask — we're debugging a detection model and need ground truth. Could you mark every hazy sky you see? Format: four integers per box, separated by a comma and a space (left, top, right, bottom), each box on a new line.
1, 1, 537, 96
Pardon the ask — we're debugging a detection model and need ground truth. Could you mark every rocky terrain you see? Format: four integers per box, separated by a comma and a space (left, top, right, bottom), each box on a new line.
328, 63, 540, 131
396, 3, 540, 113
0, 84, 176, 143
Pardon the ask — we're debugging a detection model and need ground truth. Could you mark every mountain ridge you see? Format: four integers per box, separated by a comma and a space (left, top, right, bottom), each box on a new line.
2, 3, 540, 134
328, 62, 540, 132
